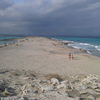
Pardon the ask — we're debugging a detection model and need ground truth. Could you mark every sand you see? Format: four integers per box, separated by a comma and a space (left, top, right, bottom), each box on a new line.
0, 37, 100, 100
0, 37, 100, 76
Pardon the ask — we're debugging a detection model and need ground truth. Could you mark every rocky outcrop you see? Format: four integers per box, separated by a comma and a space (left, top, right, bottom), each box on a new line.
0, 69, 100, 100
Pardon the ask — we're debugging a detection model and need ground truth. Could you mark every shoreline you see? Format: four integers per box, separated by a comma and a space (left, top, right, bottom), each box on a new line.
0, 36, 100, 75
0, 36, 93, 54
0, 36, 100, 59
0, 36, 100, 99
0, 36, 100, 56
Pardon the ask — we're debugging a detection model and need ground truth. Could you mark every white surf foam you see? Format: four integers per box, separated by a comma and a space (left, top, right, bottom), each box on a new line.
95, 46, 100, 51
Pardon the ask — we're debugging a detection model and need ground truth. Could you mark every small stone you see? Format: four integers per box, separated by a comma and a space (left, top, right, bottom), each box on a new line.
95, 89, 100, 92
95, 94, 100, 100
50, 78, 59, 85
18, 96, 28, 100
1, 96, 19, 100
67, 90, 80, 98
80, 95, 95, 100
57, 83, 66, 89
0, 80, 6, 92
74, 83, 87, 90
57, 89, 67, 95
80, 89, 97, 96
19, 97, 25, 100
40, 85, 54, 92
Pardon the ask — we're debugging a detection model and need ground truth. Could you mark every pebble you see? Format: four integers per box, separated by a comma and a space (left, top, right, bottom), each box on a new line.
40, 85, 54, 92
57, 82, 66, 89
67, 90, 80, 98
50, 78, 59, 85
79, 95, 95, 100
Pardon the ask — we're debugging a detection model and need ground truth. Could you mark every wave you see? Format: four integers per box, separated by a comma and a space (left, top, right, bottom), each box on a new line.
95, 46, 100, 51
51, 37, 100, 57
63, 41, 100, 56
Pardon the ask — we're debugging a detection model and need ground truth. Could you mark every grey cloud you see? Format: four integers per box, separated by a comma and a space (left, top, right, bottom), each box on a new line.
0, 0, 100, 36
0, 0, 13, 10
80, 2, 100, 12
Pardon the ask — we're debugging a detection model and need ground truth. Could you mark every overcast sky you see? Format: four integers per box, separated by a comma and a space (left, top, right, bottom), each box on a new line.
0, 0, 100, 36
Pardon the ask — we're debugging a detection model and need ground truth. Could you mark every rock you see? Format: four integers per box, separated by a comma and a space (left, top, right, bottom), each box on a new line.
67, 82, 74, 89
73, 83, 87, 90
79, 95, 95, 100
0, 69, 9, 74
40, 85, 54, 92
1, 96, 17, 100
2, 88, 16, 97
41, 91, 79, 100
1, 97, 14, 100
67, 90, 80, 98
50, 78, 59, 85
95, 94, 100, 100
1, 96, 28, 100
21, 83, 35, 95
0, 80, 16, 97
43, 91, 60, 98
81, 75, 98, 84
0, 80, 6, 92
95, 89, 100, 92
80, 89, 97, 96
24, 71, 37, 80
57, 89, 67, 95
18, 97, 25, 100
0, 70, 100, 100
57, 82, 66, 89
18, 96, 28, 100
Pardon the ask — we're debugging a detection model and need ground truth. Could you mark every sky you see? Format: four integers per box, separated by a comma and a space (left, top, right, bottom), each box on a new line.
0, 0, 100, 37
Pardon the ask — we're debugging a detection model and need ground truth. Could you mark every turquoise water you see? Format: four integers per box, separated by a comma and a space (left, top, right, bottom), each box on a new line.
0, 36, 21, 40
0, 36, 21, 45
50, 36, 100, 57
51, 37, 100, 45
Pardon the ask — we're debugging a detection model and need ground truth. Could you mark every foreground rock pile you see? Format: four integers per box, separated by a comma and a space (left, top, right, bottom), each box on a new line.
0, 69, 100, 100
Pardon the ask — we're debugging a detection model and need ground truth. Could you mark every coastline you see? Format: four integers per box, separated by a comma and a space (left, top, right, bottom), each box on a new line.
0, 36, 100, 75
1, 36, 100, 56
0, 36, 100, 99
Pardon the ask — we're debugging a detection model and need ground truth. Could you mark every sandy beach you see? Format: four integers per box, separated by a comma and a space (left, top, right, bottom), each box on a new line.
0, 37, 100, 100
0, 37, 100, 75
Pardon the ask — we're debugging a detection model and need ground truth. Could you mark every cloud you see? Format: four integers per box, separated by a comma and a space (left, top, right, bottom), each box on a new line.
0, 0, 100, 36
80, 2, 100, 11
0, 0, 13, 10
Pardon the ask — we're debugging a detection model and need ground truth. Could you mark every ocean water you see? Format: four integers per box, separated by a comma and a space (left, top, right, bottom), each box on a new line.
51, 36, 100, 57
0, 36, 21, 45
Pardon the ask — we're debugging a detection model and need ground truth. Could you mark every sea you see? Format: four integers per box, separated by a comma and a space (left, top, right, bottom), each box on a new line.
0, 35, 100, 57
51, 36, 100, 57
0, 35, 22, 45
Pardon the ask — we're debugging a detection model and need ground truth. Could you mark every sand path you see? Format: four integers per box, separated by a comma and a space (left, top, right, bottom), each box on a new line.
0, 37, 100, 76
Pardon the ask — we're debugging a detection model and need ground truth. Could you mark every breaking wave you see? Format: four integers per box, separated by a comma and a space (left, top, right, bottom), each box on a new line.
64, 41, 100, 56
